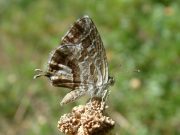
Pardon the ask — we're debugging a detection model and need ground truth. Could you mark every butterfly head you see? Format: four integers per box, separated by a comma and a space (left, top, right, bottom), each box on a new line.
108, 76, 115, 86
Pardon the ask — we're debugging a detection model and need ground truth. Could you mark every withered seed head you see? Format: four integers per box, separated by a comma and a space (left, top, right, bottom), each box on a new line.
57, 98, 115, 135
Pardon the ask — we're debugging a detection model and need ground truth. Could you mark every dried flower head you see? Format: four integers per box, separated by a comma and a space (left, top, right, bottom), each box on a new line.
57, 98, 115, 135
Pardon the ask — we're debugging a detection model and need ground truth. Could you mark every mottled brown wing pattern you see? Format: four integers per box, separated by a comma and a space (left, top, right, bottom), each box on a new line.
48, 16, 108, 87
47, 44, 82, 88
34, 16, 113, 105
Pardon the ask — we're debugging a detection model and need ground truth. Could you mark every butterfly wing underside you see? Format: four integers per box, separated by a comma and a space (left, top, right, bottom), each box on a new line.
35, 16, 109, 104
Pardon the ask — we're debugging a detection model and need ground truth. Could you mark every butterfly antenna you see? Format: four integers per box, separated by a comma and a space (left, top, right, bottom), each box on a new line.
33, 69, 51, 79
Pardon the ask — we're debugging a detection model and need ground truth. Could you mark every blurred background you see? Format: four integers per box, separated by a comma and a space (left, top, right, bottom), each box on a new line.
0, 0, 179, 135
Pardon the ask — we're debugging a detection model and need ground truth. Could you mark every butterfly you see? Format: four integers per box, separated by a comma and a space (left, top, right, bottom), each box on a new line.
34, 15, 114, 105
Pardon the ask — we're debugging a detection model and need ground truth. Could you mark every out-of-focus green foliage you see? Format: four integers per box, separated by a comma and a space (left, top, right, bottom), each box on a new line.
0, 0, 179, 135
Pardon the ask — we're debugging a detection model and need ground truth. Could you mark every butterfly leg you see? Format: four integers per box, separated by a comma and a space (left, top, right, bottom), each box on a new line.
88, 86, 97, 107
102, 89, 109, 102
100, 89, 109, 109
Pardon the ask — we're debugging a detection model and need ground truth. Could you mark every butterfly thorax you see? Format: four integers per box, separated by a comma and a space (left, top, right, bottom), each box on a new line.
89, 76, 114, 98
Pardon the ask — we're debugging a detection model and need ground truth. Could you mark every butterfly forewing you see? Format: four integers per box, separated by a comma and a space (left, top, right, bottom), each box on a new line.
35, 16, 111, 104
48, 16, 108, 87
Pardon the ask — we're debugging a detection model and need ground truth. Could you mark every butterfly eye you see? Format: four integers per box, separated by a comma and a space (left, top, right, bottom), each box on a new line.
108, 76, 115, 86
